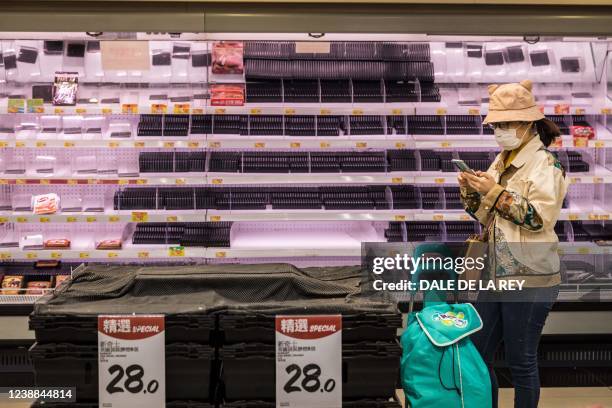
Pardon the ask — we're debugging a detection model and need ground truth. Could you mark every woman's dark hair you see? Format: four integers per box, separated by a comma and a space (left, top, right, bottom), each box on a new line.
534, 118, 562, 147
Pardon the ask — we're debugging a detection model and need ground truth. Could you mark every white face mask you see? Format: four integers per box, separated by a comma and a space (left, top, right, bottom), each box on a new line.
494, 124, 531, 151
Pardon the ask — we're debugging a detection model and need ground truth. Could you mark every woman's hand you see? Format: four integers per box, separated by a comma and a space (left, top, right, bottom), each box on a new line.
457, 172, 469, 187
463, 171, 497, 194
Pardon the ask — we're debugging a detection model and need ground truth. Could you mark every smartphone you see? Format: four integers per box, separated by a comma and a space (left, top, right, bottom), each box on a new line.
451, 159, 476, 175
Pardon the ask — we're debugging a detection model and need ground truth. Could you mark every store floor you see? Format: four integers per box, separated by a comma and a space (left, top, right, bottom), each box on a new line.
2, 388, 612, 407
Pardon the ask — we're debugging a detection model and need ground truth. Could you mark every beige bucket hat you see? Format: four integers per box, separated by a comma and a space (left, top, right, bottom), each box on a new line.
482, 79, 544, 124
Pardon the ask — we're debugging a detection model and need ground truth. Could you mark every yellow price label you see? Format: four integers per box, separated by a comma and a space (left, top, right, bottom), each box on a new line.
395, 142, 406, 149
138, 251, 149, 259
175, 178, 186, 185
285, 108, 296, 115
15, 141, 25, 148
0, 217, 7, 223
594, 140, 605, 148
54, 107, 64, 114
134, 141, 145, 148
66, 216, 78, 223
151, 104, 167, 114
108, 142, 119, 148
254, 142, 266, 148
212, 178, 223, 185
391, 109, 403, 115
16, 217, 28, 223
320, 142, 331, 149
392, 177, 403, 184
594, 177, 604, 184
36, 141, 47, 148
108, 215, 120, 222
64, 141, 75, 148
131, 212, 148, 222
290, 142, 301, 149
26, 252, 37, 259
355, 142, 367, 148
440, 141, 451, 148
320, 109, 331, 115
460, 214, 471, 221
394, 215, 406, 221
575, 108, 585, 115
0, 142, 7, 148
79, 252, 89, 259
568, 214, 579, 221
434, 178, 445, 184
67, 179, 78, 185
117, 179, 128, 185
86, 216, 97, 223
40, 179, 50, 185
0, 253, 11, 260
121, 104, 138, 114
210, 215, 222, 222
166, 216, 178, 222
0, 180, 7, 185
192, 108, 204, 114
39, 217, 50, 223
169, 246, 185, 257
163, 141, 175, 148
214, 108, 226, 114
107, 252, 119, 258
250, 108, 262, 115
50, 252, 62, 259
433, 214, 444, 221
16, 179, 26, 185
601, 108, 612, 115
436, 108, 447, 115
600, 214, 610, 221
578, 247, 590, 255
468, 108, 480, 115
173, 104, 190, 114
76, 108, 87, 114
188, 142, 200, 148
570, 177, 581, 184
588, 213, 599, 221
102, 108, 113, 115
209, 142, 221, 148
136, 179, 147, 185
215, 251, 227, 258
352, 109, 364, 116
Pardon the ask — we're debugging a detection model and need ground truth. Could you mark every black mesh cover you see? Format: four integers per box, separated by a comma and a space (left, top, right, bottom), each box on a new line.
33, 263, 396, 316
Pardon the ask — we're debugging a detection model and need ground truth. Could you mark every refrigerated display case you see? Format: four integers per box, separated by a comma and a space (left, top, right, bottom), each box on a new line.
1, 0, 612, 394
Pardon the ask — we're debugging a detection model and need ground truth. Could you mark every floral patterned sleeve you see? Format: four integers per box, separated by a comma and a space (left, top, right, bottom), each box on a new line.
493, 189, 544, 231
459, 186, 481, 220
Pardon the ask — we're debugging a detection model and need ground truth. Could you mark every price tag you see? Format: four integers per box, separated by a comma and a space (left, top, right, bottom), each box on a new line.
212, 178, 223, 185
163, 141, 175, 148
355, 142, 367, 148
554, 104, 570, 114
188, 142, 200, 149
575, 108, 585, 115
568, 214, 579, 221
108, 215, 120, 223
118, 179, 129, 185
169, 246, 185, 257
594, 177, 604, 184
86, 216, 97, 223
67, 216, 78, 223
320, 109, 331, 116
460, 214, 471, 221
0, 253, 12, 260
394, 215, 406, 221
173, 104, 190, 114
290, 142, 301, 149
136, 179, 148, 185
108, 142, 119, 148
175, 178, 186, 185
76, 107, 87, 114
594, 140, 605, 148
285, 108, 296, 115
570, 177, 581, 184
131, 212, 149, 222
68, 179, 78, 185
600, 214, 610, 221
352, 109, 364, 116
254, 142, 266, 148
436, 108, 447, 115
102, 108, 113, 115
134, 141, 145, 148
40, 179, 51, 185
433, 214, 444, 221
151, 104, 167, 114
210, 215, 222, 222
391, 109, 402, 115
50, 252, 62, 259
209, 142, 221, 148
54, 107, 64, 114
138, 252, 149, 259
98, 315, 165, 408
79, 252, 90, 259
391, 177, 403, 184
275, 315, 342, 408
601, 108, 612, 115
64, 141, 75, 148
107, 252, 119, 258
39, 217, 50, 223
121, 104, 138, 114
36, 141, 47, 148
0, 142, 7, 148
15, 141, 25, 148
250, 108, 262, 115
166, 216, 178, 222
16, 179, 26, 185
395, 142, 406, 149
215, 251, 226, 258
319, 142, 331, 149
16, 217, 28, 223
434, 178, 445, 184
214, 108, 226, 114
578, 247, 590, 255
0, 217, 7, 223
26, 252, 37, 260
468, 108, 480, 115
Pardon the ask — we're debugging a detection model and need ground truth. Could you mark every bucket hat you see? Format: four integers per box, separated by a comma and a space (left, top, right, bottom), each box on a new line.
482, 79, 544, 124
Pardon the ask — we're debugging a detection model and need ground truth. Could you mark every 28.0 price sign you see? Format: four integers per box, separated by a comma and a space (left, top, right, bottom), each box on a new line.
98, 315, 165, 408
276, 315, 342, 408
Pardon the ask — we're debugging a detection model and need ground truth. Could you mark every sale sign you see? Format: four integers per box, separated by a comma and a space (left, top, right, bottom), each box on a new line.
98, 315, 165, 408
275, 315, 342, 408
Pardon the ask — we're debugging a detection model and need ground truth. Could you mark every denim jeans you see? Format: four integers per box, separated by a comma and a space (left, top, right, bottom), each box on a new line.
471, 285, 559, 408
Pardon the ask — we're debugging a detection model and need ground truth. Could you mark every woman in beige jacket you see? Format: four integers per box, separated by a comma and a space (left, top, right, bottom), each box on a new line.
459, 80, 568, 408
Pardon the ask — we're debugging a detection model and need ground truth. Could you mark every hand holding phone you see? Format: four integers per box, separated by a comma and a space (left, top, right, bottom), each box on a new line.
451, 159, 476, 175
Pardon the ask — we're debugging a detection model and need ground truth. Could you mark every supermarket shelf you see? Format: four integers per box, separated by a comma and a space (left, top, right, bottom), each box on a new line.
206, 172, 412, 185
206, 103, 416, 116
0, 104, 206, 116
0, 139, 207, 149
207, 209, 416, 222
0, 246, 205, 261
206, 136, 411, 149
205, 247, 361, 258
0, 211, 206, 224
0, 175, 205, 186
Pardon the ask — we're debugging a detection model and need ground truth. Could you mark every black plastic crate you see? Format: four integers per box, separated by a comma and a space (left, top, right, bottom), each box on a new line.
30, 343, 214, 401
0, 344, 34, 387
219, 313, 401, 344
220, 342, 400, 400
30, 314, 215, 344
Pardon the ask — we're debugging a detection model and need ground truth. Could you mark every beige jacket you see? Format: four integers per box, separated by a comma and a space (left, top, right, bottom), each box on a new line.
460, 135, 568, 287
